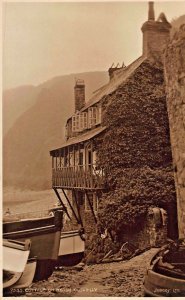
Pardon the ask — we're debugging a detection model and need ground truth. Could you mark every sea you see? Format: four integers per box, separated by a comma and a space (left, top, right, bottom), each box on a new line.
3, 187, 62, 217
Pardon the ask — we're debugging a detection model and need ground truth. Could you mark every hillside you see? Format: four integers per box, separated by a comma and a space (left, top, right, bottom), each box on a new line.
3, 71, 108, 190
3, 85, 38, 135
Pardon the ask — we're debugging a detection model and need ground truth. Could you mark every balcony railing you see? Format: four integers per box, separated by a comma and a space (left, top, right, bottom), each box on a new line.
52, 165, 106, 190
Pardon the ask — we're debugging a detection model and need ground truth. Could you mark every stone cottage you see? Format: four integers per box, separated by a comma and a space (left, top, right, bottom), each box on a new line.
50, 2, 178, 254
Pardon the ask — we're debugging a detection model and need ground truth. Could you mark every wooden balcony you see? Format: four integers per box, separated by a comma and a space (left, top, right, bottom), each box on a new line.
52, 165, 106, 190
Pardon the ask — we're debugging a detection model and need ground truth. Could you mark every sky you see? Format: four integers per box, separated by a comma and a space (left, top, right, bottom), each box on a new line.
2, 1, 185, 89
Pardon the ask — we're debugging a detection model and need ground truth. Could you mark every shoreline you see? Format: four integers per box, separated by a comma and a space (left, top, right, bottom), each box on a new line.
3, 188, 59, 214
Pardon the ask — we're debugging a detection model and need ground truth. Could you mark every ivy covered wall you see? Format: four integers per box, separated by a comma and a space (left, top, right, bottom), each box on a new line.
95, 60, 178, 242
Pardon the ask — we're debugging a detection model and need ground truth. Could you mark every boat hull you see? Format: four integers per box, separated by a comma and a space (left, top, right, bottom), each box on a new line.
144, 269, 185, 297
3, 210, 63, 281
3, 239, 32, 293
57, 230, 85, 266
3, 258, 37, 297
144, 241, 185, 297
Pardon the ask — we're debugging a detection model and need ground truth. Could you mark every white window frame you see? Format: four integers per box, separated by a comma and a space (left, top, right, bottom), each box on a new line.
79, 112, 88, 131
88, 106, 102, 128
96, 105, 102, 125
72, 112, 88, 132
88, 107, 97, 128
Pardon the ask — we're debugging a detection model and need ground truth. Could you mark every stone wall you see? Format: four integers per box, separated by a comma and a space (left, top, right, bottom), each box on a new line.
142, 23, 171, 59
164, 24, 185, 239
97, 59, 178, 240
62, 190, 98, 252
121, 208, 168, 251
83, 207, 168, 264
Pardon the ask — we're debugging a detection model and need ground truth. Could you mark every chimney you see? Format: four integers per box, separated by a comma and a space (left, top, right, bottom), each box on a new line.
148, 1, 155, 21
108, 63, 126, 81
141, 2, 171, 59
74, 79, 85, 112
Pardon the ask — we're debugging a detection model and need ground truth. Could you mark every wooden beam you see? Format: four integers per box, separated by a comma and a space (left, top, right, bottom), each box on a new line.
73, 145, 75, 166
53, 188, 71, 220
85, 191, 97, 224
73, 189, 84, 228
55, 156, 57, 169
90, 141, 93, 188
61, 188, 80, 225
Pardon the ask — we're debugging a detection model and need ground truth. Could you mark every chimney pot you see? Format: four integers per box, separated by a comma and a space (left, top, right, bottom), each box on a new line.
141, 2, 171, 59
148, 2, 155, 21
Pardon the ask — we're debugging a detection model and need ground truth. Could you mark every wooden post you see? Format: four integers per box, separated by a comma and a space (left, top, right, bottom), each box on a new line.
68, 146, 70, 166
52, 155, 54, 169
55, 156, 57, 170
61, 188, 80, 225
53, 188, 71, 220
85, 190, 97, 224
52, 155, 54, 187
78, 143, 80, 187
73, 145, 75, 166
73, 145, 75, 187
73, 189, 84, 227
90, 141, 93, 188
64, 147, 66, 166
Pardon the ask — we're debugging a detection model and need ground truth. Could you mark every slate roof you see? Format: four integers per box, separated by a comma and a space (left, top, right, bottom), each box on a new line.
66, 55, 147, 122
50, 126, 106, 155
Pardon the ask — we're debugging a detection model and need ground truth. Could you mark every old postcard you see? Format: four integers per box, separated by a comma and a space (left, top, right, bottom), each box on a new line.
2, 0, 185, 298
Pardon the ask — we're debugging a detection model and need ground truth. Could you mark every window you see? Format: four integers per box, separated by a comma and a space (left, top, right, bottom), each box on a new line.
72, 112, 87, 132
79, 112, 88, 130
64, 154, 68, 167
88, 107, 97, 128
72, 106, 102, 132
72, 114, 80, 132
88, 106, 102, 128
96, 105, 102, 125
79, 151, 83, 166
88, 150, 92, 165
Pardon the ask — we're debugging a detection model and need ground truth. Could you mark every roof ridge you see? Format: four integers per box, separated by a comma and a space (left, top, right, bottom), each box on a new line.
66, 55, 147, 122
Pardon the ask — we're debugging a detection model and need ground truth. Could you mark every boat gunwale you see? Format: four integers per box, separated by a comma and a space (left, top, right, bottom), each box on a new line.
3, 239, 31, 251
3, 209, 63, 234
3, 213, 54, 224
3, 224, 59, 239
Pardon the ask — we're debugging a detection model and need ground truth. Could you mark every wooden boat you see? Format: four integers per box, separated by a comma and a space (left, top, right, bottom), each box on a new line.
57, 229, 85, 266
3, 209, 63, 281
144, 239, 185, 296
3, 239, 36, 293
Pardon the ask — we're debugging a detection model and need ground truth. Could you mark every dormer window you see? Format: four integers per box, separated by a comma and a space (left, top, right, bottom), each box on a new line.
72, 112, 88, 132
72, 114, 79, 132
72, 106, 102, 133
80, 112, 88, 130
88, 105, 102, 128
88, 107, 97, 128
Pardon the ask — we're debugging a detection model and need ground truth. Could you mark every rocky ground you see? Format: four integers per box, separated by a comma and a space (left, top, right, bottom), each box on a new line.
24, 248, 157, 297
3, 190, 158, 297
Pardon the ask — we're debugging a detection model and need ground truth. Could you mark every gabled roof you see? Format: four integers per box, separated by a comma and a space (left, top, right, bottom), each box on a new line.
67, 55, 147, 123
50, 126, 106, 155
82, 56, 146, 111
52, 56, 147, 154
